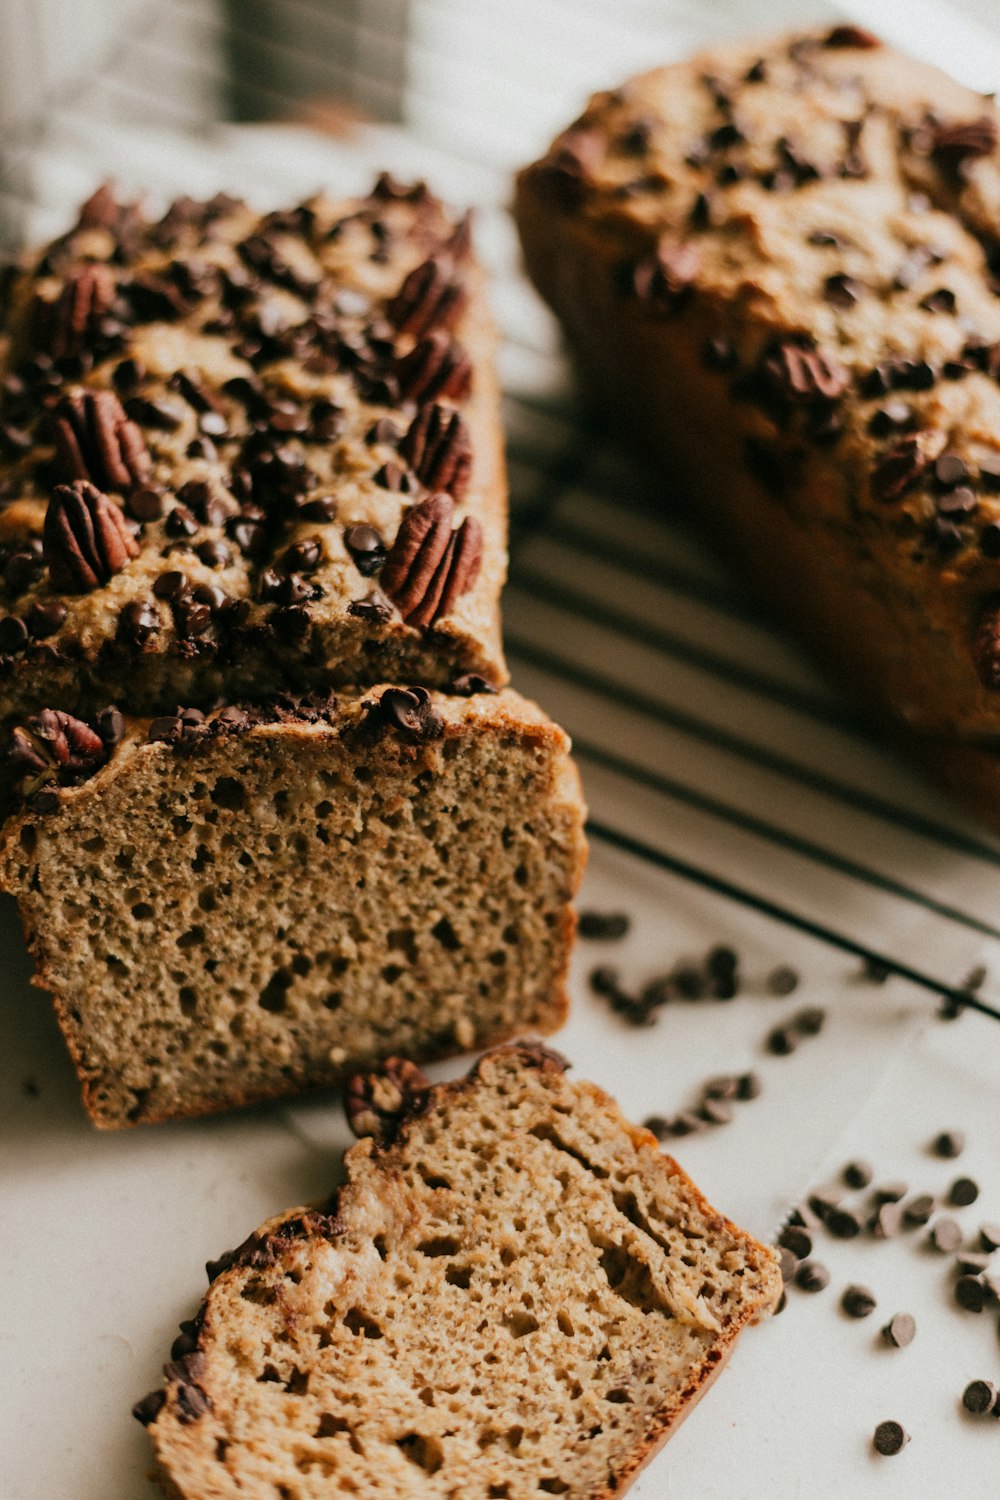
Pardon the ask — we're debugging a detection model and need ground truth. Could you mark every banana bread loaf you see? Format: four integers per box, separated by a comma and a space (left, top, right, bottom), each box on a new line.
516, 27, 1000, 816
133, 1043, 781, 1497
0, 689, 585, 1127
0, 177, 506, 725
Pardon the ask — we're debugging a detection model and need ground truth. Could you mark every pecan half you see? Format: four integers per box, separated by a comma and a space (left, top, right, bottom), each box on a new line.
871, 434, 932, 503
974, 598, 1000, 689
43, 480, 139, 592
8, 708, 106, 789
33, 263, 116, 360
387, 256, 466, 340
380, 494, 482, 626
396, 332, 472, 403
400, 403, 472, 498
759, 337, 849, 404
53, 390, 151, 491
345, 1056, 431, 1141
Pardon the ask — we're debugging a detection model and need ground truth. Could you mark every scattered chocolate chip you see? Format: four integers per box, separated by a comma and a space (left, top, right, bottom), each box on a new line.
929, 1216, 963, 1253
932, 1129, 966, 1159
955, 1275, 989, 1313
828, 1206, 864, 1239
903, 1193, 936, 1228
700, 1097, 734, 1126
956, 1251, 992, 1276
873, 1420, 909, 1456
767, 1024, 799, 1055
779, 1226, 813, 1260
778, 1246, 798, 1281
643, 1115, 670, 1141
795, 1260, 830, 1292
736, 1071, 762, 1100
882, 1312, 916, 1348
873, 1181, 908, 1204
949, 1177, 980, 1207
963, 1380, 998, 1415
578, 911, 630, 940
842, 1284, 877, 1318
843, 1160, 873, 1189
871, 1200, 904, 1239
979, 1223, 1000, 1252
766, 964, 799, 996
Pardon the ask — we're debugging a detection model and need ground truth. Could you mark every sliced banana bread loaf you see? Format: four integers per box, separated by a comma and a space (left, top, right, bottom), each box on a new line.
0, 177, 506, 724
134, 1044, 781, 1497
516, 27, 1000, 813
0, 689, 585, 1127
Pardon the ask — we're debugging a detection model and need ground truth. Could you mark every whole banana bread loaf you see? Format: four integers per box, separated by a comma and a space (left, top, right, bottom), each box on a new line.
133, 1044, 781, 1497
0, 177, 506, 724
0, 688, 585, 1127
516, 27, 1000, 814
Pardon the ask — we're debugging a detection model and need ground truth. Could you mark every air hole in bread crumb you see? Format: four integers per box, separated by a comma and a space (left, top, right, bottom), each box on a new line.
343, 1307, 383, 1339
373, 1235, 388, 1261
381, 963, 403, 983
324, 992, 342, 1011
388, 927, 418, 962
396, 1433, 444, 1475
539, 1479, 570, 1493
502, 1310, 539, 1338
82, 834, 105, 853
416, 1165, 452, 1190
198, 888, 217, 912
556, 1310, 574, 1337
431, 916, 461, 951
18, 824, 36, 855
315, 1413, 351, 1438
315, 800, 333, 818
179, 986, 197, 1017
177, 926, 205, 950
172, 816, 191, 836
131, 902, 154, 920
259, 969, 292, 1013
445, 1264, 472, 1289
605, 1388, 631, 1404
488, 1486, 510, 1497
418, 1387, 435, 1406
417, 1236, 461, 1258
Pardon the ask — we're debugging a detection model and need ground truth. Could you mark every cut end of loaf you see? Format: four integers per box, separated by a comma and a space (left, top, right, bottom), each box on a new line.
0, 689, 586, 1127
138, 1044, 782, 1499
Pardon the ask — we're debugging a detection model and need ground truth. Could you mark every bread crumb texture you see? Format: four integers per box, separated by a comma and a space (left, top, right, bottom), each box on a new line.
141, 1045, 781, 1499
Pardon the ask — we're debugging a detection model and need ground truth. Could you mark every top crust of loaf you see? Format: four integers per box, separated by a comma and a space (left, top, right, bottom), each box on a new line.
0, 177, 507, 726
516, 29, 1000, 740
137, 1044, 781, 1500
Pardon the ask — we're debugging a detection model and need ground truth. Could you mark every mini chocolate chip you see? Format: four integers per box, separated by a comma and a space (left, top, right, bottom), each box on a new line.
166, 505, 198, 538
298, 495, 338, 523
175, 600, 212, 637
366, 417, 400, 445
956, 1251, 992, 1275
979, 1222, 1000, 1252
929, 1215, 963, 1252
766, 964, 799, 995
24, 599, 67, 639
153, 572, 188, 601
643, 1115, 670, 1141
149, 715, 182, 743
699, 1097, 734, 1125
126, 486, 163, 522
736, 1071, 762, 1100
779, 1226, 812, 1259
284, 538, 321, 574
882, 1312, 916, 1348
666, 1111, 705, 1137
955, 1275, 988, 1313
964, 1380, 998, 1415
196, 540, 231, 569
869, 400, 915, 436
873, 1420, 909, 1456
703, 336, 737, 371
949, 1176, 979, 1206
588, 965, 620, 997
825, 273, 862, 309
980, 455, 1000, 491
703, 1074, 739, 1101
937, 487, 978, 516
778, 1246, 798, 1281
0, 615, 28, 652
843, 1160, 873, 1189
132, 1389, 166, 1426
828, 1206, 863, 1239
903, 1195, 936, 1229
767, 1025, 799, 1055
935, 1128, 965, 1158
348, 591, 393, 624
96, 706, 125, 747
795, 1260, 829, 1292
842, 1284, 877, 1318
871, 1200, 904, 1239
578, 911, 630, 940
873, 1181, 908, 1203
795, 1006, 826, 1035
343, 524, 386, 576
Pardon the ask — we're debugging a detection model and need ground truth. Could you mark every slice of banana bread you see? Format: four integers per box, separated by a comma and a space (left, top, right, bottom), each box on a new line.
0, 177, 506, 724
0, 689, 585, 1127
134, 1044, 782, 1498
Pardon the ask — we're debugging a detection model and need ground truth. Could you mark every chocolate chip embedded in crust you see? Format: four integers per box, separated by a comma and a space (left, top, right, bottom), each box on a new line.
117, 598, 160, 647
25, 600, 67, 639
348, 591, 394, 624
930, 116, 998, 170
369, 686, 444, 741
132, 1389, 166, 1427
449, 672, 498, 697
871, 435, 931, 503
344, 524, 387, 577
873, 1421, 909, 1456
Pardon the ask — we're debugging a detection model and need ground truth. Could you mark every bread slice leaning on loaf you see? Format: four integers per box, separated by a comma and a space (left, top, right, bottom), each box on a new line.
516, 26, 1000, 822
133, 1043, 782, 1498
0, 689, 585, 1127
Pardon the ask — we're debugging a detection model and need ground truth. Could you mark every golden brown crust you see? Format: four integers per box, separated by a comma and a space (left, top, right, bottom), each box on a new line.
0, 180, 508, 723
516, 27, 1000, 780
